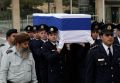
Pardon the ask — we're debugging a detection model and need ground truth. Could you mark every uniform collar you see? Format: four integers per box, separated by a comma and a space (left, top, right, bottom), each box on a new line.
4, 42, 11, 48
102, 43, 113, 55
41, 39, 48, 43
12, 46, 21, 57
117, 36, 120, 44
50, 41, 58, 46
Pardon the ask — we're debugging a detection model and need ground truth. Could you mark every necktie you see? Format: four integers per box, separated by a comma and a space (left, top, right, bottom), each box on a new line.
108, 47, 113, 62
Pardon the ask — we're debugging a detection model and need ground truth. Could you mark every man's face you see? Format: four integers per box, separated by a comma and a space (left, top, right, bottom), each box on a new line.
19, 41, 30, 59
117, 30, 120, 37
101, 33, 114, 46
48, 33, 57, 42
28, 32, 34, 38
91, 31, 99, 40
20, 41, 29, 49
38, 31, 48, 40
8, 33, 17, 45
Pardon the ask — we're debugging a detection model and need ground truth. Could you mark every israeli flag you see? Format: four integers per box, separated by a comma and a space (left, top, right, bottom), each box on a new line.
33, 13, 94, 48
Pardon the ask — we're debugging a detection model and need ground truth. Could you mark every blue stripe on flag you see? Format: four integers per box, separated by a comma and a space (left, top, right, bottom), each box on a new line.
33, 16, 91, 31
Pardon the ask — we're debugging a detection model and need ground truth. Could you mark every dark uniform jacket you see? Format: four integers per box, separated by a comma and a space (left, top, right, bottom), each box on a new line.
91, 39, 101, 47
29, 39, 47, 83
85, 44, 120, 83
113, 37, 120, 45
42, 41, 64, 83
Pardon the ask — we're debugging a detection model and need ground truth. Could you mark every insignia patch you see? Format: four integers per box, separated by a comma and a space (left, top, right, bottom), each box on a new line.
0, 44, 5, 47
52, 50, 55, 51
90, 45, 99, 50
98, 58, 105, 61
6, 50, 13, 54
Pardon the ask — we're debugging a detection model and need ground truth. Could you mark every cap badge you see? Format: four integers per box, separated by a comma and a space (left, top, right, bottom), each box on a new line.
107, 25, 112, 30
50, 28, 54, 31
28, 27, 30, 30
33, 27, 36, 30
95, 25, 98, 29
41, 25, 44, 29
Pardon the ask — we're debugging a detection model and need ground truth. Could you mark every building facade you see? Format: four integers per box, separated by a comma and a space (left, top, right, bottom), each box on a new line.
105, 0, 120, 23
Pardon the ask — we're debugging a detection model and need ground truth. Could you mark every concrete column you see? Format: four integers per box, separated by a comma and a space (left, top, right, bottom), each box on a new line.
12, 0, 20, 32
54, 0, 63, 13
95, 0, 105, 22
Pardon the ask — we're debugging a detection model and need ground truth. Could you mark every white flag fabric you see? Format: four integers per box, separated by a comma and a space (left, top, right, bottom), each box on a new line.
33, 13, 94, 48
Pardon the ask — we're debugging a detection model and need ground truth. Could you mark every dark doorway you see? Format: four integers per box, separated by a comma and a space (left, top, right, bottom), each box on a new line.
111, 7, 119, 23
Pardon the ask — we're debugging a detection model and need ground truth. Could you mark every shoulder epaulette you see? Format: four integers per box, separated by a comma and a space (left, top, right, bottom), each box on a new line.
90, 45, 99, 50
0, 44, 5, 47
6, 50, 13, 54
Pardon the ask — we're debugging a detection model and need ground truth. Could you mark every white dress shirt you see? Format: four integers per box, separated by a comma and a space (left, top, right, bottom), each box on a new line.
102, 43, 113, 55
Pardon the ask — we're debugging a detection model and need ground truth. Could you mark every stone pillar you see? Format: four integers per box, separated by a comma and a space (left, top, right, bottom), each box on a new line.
54, 0, 63, 13
12, 0, 20, 32
95, 0, 105, 22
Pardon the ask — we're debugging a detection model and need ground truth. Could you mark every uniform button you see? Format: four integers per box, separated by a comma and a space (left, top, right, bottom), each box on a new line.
111, 67, 113, 70
112, 74, 114, 77
105, 62, 107, 65
50, 69, 53, 72
61, 66, 63, 69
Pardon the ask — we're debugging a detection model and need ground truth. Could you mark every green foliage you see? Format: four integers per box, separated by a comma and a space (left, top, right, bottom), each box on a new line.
0, 9, 11, 20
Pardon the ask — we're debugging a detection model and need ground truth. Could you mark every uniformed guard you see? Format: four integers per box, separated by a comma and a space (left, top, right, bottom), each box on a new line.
42, 26, 64, 83
24, 25, 34, 40
0, 29, 17, 67
30, 24, 49, 83
0, 32, 37, 83
91, 21, 101, 46
85, 23, 120, 83
114, 24, 120, 44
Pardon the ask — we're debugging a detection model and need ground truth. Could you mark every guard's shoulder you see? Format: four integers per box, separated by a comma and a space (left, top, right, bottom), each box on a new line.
114, 44, 120, 47
6, 49, 13, 54
90, 45, 99, 50
0, 44, 5, 47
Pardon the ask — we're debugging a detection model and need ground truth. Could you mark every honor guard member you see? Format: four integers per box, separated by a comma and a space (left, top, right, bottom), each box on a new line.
91, 21, 101, 46
24, 25, 34, 40
0, 32, 37, 83
114, 24, 120, 44
30, 24, 49, 83
85, 24, 120, 83
24, 25, 37, 55
42, 26, 64, 83
0, 29, 17, 67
